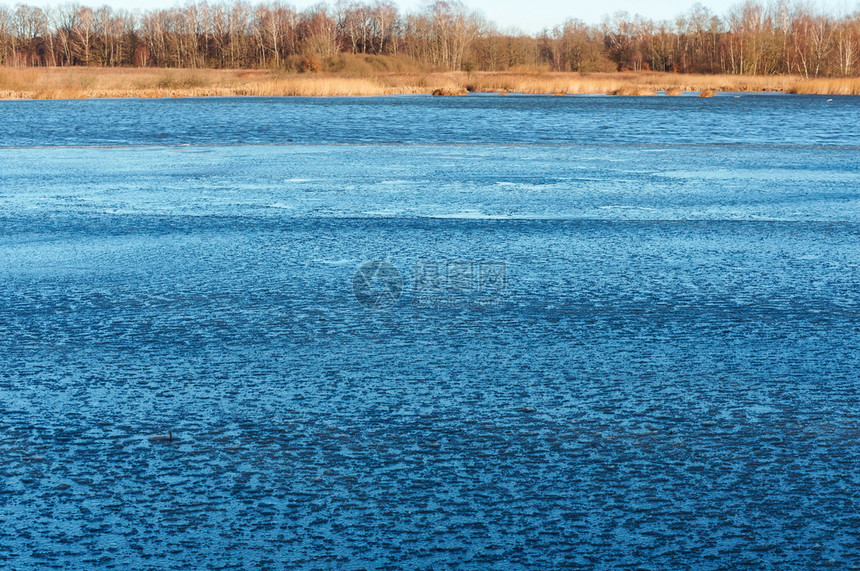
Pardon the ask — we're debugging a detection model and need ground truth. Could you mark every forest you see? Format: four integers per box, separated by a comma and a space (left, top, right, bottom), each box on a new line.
0, 0, 858, 78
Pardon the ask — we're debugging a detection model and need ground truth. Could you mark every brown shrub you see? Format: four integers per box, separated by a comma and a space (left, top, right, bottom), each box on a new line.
432, 87, 468, 96
300, 55, 322, 73
612, 86, 657, 96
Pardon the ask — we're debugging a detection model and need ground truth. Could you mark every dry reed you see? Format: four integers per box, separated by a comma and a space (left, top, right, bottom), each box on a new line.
1, 67, 858, 99
788, 78, 860, 95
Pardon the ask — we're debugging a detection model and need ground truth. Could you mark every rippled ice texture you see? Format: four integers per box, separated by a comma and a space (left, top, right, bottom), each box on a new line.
1, 94, 859, 569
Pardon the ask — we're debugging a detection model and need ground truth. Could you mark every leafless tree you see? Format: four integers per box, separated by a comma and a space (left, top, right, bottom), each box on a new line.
0, 0, 857, 75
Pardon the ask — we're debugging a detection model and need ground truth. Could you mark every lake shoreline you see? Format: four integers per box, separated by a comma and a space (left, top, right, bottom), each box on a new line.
2, 67, 859, 99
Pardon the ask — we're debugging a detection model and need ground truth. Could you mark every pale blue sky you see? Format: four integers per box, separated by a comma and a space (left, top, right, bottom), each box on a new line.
21, 0, 856, 34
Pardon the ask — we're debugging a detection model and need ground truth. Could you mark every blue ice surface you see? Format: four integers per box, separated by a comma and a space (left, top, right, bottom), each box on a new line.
1, 94, 859, 569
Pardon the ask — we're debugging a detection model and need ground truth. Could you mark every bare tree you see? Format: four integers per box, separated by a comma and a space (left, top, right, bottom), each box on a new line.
0, 6, 12, 65
834, 15, 858, 76
0, 0, 858, 76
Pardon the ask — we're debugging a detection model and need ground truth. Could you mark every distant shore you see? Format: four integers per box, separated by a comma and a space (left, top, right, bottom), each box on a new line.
1, 67, 859, 99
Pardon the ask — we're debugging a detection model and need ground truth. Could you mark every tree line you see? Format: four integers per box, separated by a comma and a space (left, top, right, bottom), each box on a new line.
0, 0, 858, 77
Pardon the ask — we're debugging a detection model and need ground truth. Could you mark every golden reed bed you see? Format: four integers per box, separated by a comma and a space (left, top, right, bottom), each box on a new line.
1, 67, 859, 99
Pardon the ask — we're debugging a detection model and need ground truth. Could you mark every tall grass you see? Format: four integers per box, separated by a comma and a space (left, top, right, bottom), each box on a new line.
239, 77, 390, 96
788, 78, 860, 95
1, 66, 859, 99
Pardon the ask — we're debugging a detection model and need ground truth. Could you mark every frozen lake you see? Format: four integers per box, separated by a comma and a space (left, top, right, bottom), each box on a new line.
1, 94, 859, 568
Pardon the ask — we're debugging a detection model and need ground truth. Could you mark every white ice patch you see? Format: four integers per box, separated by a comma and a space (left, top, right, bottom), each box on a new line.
362, 209, 405, 216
